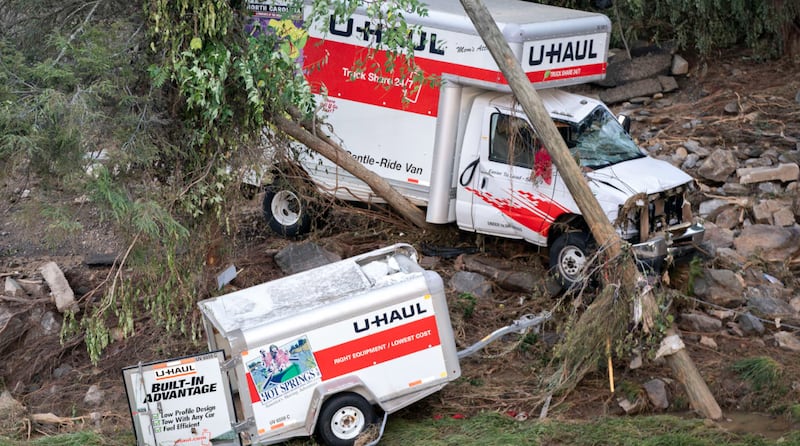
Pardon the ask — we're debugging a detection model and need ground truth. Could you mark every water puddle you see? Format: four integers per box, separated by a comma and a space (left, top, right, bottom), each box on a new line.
715, 411, 799, 440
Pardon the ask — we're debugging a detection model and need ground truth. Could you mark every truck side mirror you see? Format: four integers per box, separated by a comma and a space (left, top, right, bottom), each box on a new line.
617, 115, 631, 133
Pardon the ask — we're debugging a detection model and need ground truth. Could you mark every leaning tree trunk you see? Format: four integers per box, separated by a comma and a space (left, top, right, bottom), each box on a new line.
458, 0, 722, 420
272, 111, 430, 229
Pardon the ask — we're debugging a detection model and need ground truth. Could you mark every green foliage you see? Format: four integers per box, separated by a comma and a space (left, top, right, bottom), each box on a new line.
542, 0, 799, 58
731, 356, 783, 392
455, 292, 477, 318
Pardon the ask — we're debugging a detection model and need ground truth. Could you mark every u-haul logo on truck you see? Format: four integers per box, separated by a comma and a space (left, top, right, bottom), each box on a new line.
327, 16, 446, 57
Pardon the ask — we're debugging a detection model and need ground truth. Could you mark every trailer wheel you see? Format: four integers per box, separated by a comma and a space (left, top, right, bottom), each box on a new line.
316, 393, 375, 446
262, 183, 311, 237
549, 231, 594, 290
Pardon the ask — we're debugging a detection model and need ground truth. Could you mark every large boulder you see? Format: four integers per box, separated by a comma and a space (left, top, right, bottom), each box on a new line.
733, 225, 800, 262
696, 149, 738, 182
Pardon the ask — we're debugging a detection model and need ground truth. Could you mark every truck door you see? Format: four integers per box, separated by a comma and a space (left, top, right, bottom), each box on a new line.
464, 110, 568, 246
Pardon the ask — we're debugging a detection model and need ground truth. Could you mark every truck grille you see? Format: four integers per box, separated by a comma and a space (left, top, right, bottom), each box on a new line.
617, 188, 691, 243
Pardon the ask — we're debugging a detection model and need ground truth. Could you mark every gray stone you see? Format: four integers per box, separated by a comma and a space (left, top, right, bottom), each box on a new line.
752, 199, 784, 224
643, 379, 669, 409
700, 223, 734, 253
697, 149, 738, 182
679, 312, 723, 332
39, 311, 61, 336
4, 277, 24, 297
757, 182, 782, 195
274, 242, 341, 275
671, 54, 689, 75
737, 312, 765, 334
692, 269, 745, 308
714, 206, 741, 230
682, 154, 700, 169
599, 78, 664, 104
733, 224, 800, 262
746, 286, 796, 319
40, 262, 77, 313
52, 364, 73, 379
715, 248, 746, 269
0, 391, 25, 430
774, 331, 800, 352
450, 271, 492, 299
773, 208, 796, 227
658, 75, 679, 93
737, 163, 799, 184
683, 139, 710, 157
724, 102, 740, 114
698, 199, 730, 218
83, 384, 105, 406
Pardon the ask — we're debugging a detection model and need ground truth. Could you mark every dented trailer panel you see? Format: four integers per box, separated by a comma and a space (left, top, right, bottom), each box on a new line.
198, 244, 461, 445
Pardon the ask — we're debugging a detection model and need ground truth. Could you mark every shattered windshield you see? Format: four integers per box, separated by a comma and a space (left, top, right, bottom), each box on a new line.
557, 107, 644, 169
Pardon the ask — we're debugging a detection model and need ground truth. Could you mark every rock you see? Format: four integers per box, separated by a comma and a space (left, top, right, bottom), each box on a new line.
450, 271, 492, 299
791, 296, 800, 314
737, 163, 799, 184
683, 139, 711, 157
273, 242, 341, 275
697, 149, 738, 182
643, 379, 669, 410
698, 199, 730, 218
658, 75, 679, 93
692, 269, 745, 308
0, 391, 26, 430
671, 54, 689, 75
39, 262, 78, 313
0, 307, 26, 354
52, 364, 73, 379
4, 277, 24, 297
699, 336, 718, 349
599, 78, 664, 104
733, 224, 800, 262
723, 102, 740, 114
83, 385, 105, 406
679, 312, 723, 332
715, 247, 746, 269
752, 199, 785, 224
674, 146, 688, 161
682, 153, 700, 169
773, 331, 800, 352
700, 223, 734, 253
773, 208, 796, 227
39, 311, 61, 336
714, 206, 741, 229
746, 286, 796, 319
737, 312, 765, 334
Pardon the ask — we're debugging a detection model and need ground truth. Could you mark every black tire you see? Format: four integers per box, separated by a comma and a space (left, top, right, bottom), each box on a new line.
262, 184, 312, 237
549, 231, 594, 290
315, 393, 376, 446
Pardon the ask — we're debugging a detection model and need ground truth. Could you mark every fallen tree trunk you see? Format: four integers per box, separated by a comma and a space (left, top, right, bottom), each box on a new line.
459, 0, 722, 420
272, 111, 430, 229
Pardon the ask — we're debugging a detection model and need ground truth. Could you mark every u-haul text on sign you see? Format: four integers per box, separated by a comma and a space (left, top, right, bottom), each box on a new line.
122, 351, 239, 446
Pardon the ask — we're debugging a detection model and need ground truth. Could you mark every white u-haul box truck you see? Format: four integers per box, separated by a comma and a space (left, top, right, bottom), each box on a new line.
128, 244, 549, 445
255, 0, 704, 287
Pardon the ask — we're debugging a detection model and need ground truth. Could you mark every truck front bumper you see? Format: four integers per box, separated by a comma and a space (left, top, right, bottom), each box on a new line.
631, 221, 705, 273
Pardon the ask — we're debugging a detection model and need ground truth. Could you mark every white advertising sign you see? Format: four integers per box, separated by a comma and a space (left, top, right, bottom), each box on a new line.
122, 351, 239, 446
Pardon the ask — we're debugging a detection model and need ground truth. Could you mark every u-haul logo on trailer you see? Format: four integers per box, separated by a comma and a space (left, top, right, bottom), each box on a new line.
353, 302, 428, 333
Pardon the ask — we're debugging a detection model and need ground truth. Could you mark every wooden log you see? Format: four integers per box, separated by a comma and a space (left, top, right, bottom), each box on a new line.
662, 328, 723, 420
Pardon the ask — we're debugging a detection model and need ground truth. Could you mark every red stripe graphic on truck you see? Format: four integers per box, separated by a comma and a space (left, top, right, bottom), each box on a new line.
303, 38, 605, 117
313, 315, 441, 380
466, 187, 571, 236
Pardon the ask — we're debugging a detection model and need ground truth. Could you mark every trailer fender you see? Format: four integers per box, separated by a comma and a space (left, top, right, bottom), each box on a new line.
307, 376, 381, 434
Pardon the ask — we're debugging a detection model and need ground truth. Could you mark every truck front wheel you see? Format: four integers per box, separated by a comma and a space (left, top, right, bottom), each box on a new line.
549, 231, 595, 290
262, 184, 311, 237
316, 393, 376, 446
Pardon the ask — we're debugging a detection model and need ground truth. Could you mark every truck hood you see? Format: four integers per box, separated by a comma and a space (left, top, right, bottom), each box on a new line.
586, 156, 694, 198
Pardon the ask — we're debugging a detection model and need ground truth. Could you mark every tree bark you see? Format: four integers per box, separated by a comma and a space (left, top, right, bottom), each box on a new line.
272, 112, 430, 229
458, 0, 722, 420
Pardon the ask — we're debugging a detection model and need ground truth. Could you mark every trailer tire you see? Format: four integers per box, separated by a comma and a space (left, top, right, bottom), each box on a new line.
549, 231, 594, 290
262, 183, 312, 237
316, 393, 376, 446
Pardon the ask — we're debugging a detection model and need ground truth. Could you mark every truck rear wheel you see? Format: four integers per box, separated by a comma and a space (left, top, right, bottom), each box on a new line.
316, 393, 375, 446
549, 231, 594, 290
262, 183, 311, 237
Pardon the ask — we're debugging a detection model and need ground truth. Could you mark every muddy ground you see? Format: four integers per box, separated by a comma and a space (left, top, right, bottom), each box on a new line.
1, 49, 799, 441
